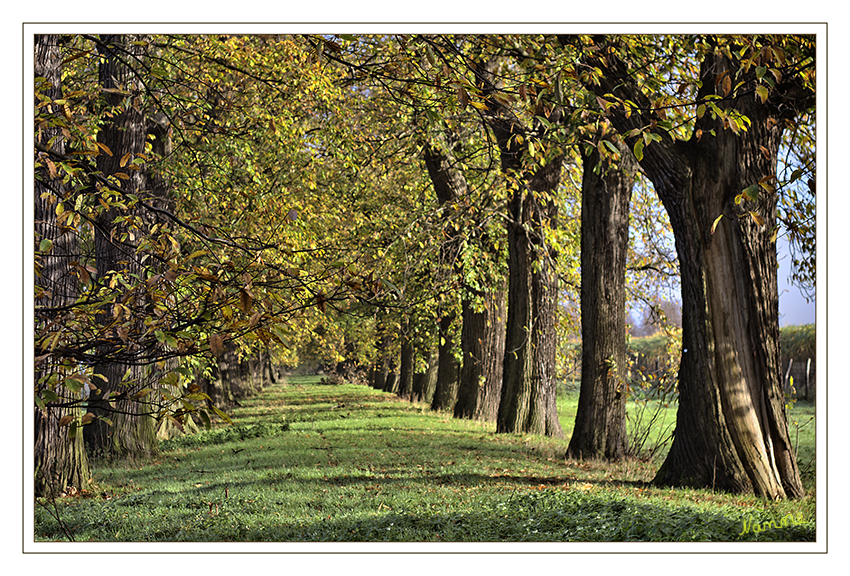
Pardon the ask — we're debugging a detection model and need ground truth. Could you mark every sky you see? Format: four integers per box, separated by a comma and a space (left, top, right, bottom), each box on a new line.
777, 235, 816, 327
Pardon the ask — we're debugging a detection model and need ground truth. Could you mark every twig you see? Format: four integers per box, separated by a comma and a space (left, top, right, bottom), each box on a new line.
36, 480, 75, 542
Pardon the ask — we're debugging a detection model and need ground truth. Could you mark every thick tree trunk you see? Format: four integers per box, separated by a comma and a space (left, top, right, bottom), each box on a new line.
431, 312, 461, 412
422, 139, 466, 413
465, 55, 564, 437
567, 141, 635, 460
85, 34, 158, 459
455, 286, 506, 422
582, 40, 808, 497
34, 34, 91, 496
416, 345, 439, 404
497, 185, 564, 437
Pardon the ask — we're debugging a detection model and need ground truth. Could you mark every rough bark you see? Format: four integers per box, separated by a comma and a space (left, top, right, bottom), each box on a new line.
469, 55, 565, 438
579, 37, 809, 497
567, 140, 635, 460
34, 34, 91, 496
85, 34, 158, 459
431, 312, 461, 412
422, 140, 467, 413
455, 286, 506, 422
414, 345, 439, 404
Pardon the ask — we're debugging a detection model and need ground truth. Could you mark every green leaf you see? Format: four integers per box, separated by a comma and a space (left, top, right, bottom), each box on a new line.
743, 185, 759, 202
633, 139, 644, 161
39, 238, 53, 253
769, 225, 779, 243
602, 139, 620, 157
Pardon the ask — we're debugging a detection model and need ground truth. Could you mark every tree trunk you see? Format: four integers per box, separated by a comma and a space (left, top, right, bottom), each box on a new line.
464, 54, 564, 437
419, 345, 440, 405
582, 39, 808, 497
383, 369, 399, 395
398, 321, 415, 400
497, 182, 564, 437
567, 140, 635, 460
85, 34, 158, 459
34, 34, 91, 496
455, 286, 506, 422
431, 312, 461, 412
422, 138, 467, 413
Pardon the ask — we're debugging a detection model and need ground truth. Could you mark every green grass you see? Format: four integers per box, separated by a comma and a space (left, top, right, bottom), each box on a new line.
34, 376, 816, 542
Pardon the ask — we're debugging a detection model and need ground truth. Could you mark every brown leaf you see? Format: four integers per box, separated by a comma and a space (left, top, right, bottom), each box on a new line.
58, 415, 75, 427
722, 76, 732, 96
458, 86, 469, 110
239, 289, 253, 314
209, 334, 224, 359
249, 311, 262, 328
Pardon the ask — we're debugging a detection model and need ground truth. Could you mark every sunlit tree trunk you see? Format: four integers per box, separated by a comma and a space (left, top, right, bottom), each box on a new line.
567, 138, 635, 460
422, 140, 465, 413
455, 285, 506, 422
580, 38, 810, 497
469, 54, 565, 437
34, 34, 91, 497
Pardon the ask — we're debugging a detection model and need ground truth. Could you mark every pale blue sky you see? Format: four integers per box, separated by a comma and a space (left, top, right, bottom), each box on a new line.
777, 235, 816, 327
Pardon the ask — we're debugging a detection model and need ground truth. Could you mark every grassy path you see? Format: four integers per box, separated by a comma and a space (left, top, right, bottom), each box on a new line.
34, 376, 816, 543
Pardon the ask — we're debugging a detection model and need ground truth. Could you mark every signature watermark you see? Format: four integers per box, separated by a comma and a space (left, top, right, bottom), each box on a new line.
739, 512, 807, 536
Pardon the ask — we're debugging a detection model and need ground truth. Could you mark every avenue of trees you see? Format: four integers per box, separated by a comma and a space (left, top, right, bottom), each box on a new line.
33, 33, 816, 500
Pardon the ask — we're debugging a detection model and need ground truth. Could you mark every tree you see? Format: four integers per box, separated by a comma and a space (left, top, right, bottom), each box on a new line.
34, 34, 91, 497
33, 34, 370, 489
567, 132, 637, 461
460, 44, 566, 437
85, 34, 159, 458
571, 34, 814, 497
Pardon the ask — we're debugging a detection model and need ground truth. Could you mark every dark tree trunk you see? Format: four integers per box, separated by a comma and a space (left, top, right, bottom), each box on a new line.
422, 139, 466, 413
34, 34, 91, 497
432, 312, 461, 412
469, 56, 565, 437
85, 34, 158, 459
398, 321, 415, 400
581, 38, 809, 497
199, 361, 233, 411
567, 140, 635, 461
455, 286, 507, 422
416, 345, 439, 404
370, 323, 388, 390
